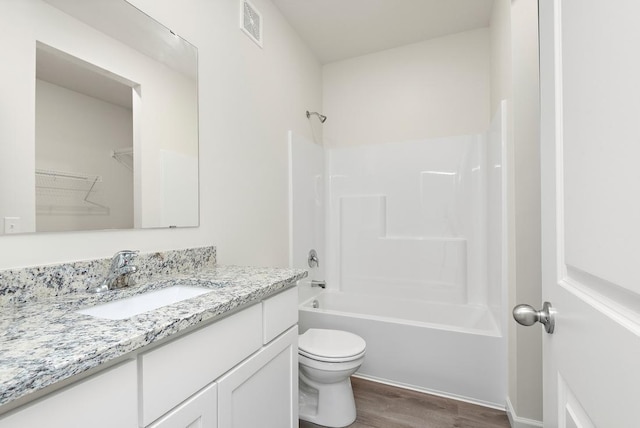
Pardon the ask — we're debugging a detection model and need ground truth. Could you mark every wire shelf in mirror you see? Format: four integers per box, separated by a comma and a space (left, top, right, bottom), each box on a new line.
35, 169, 102, 190
112, 147, 133, 171
35, 168, 109, 215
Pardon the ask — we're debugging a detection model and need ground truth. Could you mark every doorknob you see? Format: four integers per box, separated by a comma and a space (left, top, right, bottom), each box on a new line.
513, 302, 555, 334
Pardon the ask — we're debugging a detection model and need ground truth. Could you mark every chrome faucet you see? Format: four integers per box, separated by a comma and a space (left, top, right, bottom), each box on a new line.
89, 250, 139, 293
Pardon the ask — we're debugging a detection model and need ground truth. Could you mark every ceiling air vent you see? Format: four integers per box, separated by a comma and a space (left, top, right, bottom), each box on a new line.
241, 0, 263, 48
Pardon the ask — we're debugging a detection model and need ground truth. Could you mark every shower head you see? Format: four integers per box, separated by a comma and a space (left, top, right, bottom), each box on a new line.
306, 110, 327, 123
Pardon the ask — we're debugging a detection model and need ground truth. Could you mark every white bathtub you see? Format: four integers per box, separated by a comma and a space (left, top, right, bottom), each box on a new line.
299, 291, 506, 408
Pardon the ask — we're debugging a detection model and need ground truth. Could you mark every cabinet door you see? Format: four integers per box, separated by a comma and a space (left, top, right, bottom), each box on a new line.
148, 383, 217, 428
218, 326, 298, 428
141, 304, 262, 426
0, 360, 137, 428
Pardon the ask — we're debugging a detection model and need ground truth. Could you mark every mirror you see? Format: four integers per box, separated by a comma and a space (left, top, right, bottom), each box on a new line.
0, 0, 198, 234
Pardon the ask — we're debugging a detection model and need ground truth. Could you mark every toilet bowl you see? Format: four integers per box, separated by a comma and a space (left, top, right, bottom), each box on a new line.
298, 328, 366, 428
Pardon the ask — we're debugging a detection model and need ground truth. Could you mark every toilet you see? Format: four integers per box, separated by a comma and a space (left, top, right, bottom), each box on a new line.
298, 328, 366, 427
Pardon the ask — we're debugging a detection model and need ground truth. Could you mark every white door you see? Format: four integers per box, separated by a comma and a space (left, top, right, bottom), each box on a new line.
538, 0, 640, 426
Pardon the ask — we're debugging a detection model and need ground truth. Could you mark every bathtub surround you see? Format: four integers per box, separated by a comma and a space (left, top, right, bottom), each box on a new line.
291, 103, 507, 407
299, 291, 504, 408
288, 131, 326, 304
0, 246, 216, 304
313, 2, 542, 422
0, 246, 306, 409
327, 136, 487, 306
301, 292, 499, 336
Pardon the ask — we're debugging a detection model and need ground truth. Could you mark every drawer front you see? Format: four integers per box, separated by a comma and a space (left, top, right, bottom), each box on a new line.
140, 303, 262, 426
262, 286, 298, 344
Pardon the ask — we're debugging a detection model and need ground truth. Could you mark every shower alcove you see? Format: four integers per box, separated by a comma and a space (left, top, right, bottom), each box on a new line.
290, 101, 508, 408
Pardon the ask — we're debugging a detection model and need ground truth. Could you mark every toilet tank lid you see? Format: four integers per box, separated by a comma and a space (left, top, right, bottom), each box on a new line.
298, 328, 366, 359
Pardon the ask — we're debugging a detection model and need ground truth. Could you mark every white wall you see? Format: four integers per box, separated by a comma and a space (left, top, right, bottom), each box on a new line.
491, 0, 543, 424
322, 28, 491, 148
511, 0, 542, 423
490, 1, 513, 115
0, 0, 321, 269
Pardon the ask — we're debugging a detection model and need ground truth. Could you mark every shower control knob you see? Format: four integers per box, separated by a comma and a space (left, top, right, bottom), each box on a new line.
308, 249, 319, 268
513, 302, 555, 334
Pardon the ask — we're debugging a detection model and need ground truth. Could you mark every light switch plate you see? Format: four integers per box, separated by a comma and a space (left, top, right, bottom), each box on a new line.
4, 217, 21, 234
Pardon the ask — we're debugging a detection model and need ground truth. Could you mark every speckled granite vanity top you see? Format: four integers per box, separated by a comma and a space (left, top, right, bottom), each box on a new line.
0, 247, 306, 408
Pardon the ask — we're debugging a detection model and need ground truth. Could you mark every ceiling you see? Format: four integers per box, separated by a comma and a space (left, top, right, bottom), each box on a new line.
36, 44, 133, 108
271, 0, 495, 64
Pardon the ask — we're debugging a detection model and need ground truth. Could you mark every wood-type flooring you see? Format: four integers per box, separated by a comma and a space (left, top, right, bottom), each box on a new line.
299, 377, 510, 428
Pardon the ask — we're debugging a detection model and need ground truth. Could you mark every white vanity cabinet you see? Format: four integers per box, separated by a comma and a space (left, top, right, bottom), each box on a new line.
147, 325, 298, 428
0, 286, 299, 428
0, 359, 138, 428
140, 303, 264, 426
142, 286, 298, 428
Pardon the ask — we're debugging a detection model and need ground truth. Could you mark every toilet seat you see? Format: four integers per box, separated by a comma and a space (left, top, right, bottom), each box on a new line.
299, 348, 365, 363
298, 329, 366, 363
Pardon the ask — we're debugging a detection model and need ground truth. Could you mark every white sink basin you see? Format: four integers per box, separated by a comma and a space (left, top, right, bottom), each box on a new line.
76, 286, 214, 320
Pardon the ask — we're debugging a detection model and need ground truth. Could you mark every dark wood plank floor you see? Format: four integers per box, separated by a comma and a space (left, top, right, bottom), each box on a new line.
299, 377, 510, 428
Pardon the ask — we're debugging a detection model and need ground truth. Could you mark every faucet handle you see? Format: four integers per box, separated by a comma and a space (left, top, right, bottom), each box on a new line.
308, 249, 319, 268
114, 250, 139, 265
90, 250, 139, 293
117, 249, 139, 257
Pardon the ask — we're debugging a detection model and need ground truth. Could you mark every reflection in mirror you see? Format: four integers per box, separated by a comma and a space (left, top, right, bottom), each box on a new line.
0, 0, 198, 234
36, 43, 135, 232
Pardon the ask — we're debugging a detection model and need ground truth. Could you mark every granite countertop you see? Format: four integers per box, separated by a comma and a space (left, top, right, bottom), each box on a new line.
0, 264, 307, 409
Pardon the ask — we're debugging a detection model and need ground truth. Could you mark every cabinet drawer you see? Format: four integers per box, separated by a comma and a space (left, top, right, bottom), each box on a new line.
262, 286, 298, 344
140, 303, 262, 426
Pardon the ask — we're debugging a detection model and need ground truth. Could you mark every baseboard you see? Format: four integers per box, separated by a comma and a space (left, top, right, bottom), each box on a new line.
352, 374, 505, 411
505, 397, 543, 428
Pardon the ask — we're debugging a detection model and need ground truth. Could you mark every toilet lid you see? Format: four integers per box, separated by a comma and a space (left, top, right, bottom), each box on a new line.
298, 329, 366, 361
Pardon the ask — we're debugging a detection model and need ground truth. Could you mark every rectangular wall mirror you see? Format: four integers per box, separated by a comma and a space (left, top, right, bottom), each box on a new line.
0, 0, 199, 234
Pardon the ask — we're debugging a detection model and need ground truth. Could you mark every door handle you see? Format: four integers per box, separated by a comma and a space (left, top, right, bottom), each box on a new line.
513, 302, 555, 334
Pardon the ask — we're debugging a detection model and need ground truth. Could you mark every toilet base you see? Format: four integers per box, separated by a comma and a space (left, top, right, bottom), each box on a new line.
298, 372, 357, 428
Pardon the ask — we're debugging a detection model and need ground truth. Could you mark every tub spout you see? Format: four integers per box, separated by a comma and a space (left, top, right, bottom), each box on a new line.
311, 280, 326, 289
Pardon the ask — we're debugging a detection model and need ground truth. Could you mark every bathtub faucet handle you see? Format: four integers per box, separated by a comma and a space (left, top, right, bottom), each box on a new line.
308, 249, 319, 268
311, 280, 326, 289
